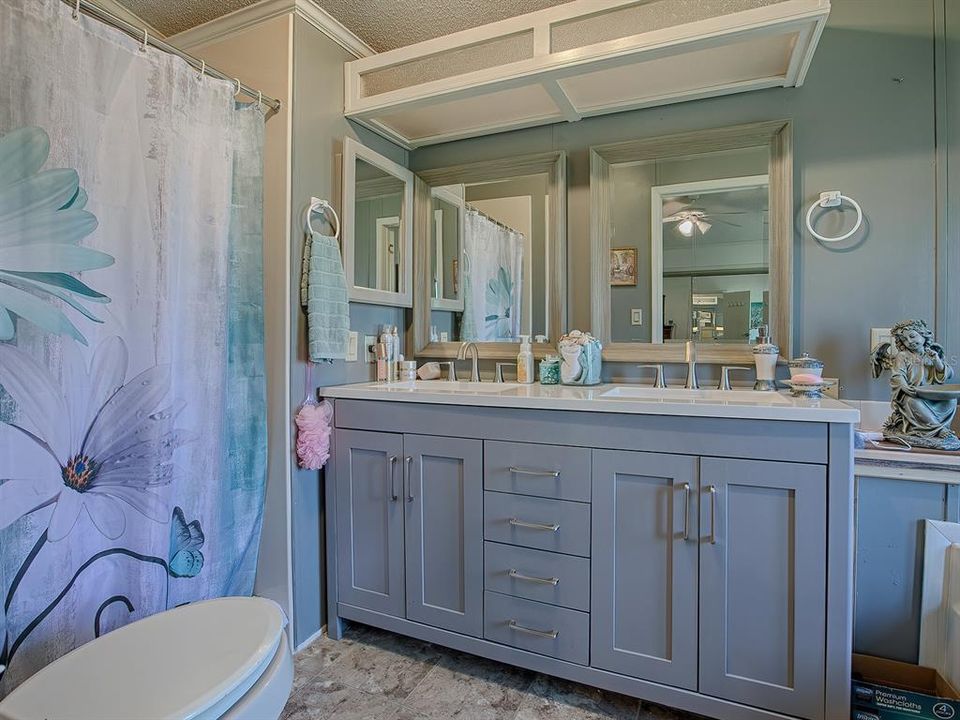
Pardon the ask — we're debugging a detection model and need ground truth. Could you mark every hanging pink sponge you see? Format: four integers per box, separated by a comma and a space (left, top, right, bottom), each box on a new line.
296, 400, 333, 470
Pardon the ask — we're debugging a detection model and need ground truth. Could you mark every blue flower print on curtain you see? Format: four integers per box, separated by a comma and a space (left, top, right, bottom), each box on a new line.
484, 266, 514, 339
0, 127, 114, 345
0, 337, 188, 541
0, 337, 204, 675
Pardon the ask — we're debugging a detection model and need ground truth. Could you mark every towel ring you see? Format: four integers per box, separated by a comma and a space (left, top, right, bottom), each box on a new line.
305, 198, 340, 240
805, 190, 863, 243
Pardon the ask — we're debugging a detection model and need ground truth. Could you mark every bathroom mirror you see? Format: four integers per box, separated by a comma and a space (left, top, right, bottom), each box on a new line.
413, 153, 566, 360
342, 137, 414, 307
591, 121, 792, 363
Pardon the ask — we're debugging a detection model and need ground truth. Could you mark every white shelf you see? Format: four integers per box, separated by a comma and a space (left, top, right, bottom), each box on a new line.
344, 0, 831, 149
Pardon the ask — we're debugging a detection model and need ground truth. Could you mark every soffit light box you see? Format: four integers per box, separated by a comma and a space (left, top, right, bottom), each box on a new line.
344, 0, 830, 149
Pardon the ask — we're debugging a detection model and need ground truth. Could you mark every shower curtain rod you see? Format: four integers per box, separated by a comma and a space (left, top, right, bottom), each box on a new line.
465, 203, 524, 236
59, 0, 282, 113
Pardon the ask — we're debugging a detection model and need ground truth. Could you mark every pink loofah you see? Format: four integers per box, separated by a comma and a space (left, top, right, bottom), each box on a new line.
296, 400, 333, 470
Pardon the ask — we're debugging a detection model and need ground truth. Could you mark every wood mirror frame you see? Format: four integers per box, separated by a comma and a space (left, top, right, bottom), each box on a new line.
590, 120, 793, 364
412, 152, 567, 360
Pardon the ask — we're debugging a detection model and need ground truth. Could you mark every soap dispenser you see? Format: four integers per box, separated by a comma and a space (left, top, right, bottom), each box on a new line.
517, 335, 534, 384
753, 325, 779, 391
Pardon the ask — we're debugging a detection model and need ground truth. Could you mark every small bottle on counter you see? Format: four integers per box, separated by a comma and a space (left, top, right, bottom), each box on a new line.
375, 342, 388, 383
752, 325, 780, 391
517, 335, 535, 384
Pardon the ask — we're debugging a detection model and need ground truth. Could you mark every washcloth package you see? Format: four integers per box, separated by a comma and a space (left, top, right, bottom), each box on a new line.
559, 330, 602, 385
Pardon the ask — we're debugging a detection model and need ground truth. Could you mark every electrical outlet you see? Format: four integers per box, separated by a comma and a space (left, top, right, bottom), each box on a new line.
631, 309, 643, 326
871, 327, 892, 353
364, 335, 377, 363
346, 331, 359, 362
440, 331, 449, 342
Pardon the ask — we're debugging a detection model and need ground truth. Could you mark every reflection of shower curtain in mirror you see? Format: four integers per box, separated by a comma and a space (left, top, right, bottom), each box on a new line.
461, 210, 523, 341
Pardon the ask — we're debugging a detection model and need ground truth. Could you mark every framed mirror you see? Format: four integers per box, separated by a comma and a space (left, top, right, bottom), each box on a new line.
413, 153, 567, 360
342, 137, 414, 307
590, 121, 792, 363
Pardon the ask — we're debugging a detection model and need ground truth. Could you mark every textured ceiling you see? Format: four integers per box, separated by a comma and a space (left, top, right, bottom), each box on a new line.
118, 0, 579, 51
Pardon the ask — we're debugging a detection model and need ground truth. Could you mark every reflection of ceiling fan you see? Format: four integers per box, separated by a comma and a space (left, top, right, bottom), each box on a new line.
662, 202, 745, 237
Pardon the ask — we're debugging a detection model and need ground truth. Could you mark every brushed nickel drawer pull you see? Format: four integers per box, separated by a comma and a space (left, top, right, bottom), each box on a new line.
508, 620, 559, 639
508, 568, 560, 586
509, 517, 560, 532
708, 485, 718, 545
405, 456, 414, 502
388, 455, 398, 501
681, 482, 691, 541
509, 466, 561, 478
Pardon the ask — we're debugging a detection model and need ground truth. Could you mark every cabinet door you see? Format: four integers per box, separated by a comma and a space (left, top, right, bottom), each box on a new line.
699, 457, 826, 720
335, 429, 406, 617
591, 450, 699, 689
404, 434, 483, 637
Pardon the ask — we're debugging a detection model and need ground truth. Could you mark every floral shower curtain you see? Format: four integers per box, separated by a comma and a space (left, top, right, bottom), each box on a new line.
0, 0, 267, 696
460, 210, 523, 341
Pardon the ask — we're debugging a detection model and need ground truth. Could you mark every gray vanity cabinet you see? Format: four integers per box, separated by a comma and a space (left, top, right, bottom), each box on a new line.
334, 429, 484, 635
698, 457, 827, 720
590, 450, 699, 690
404, 434, 484, 637
334, 429, 407, 617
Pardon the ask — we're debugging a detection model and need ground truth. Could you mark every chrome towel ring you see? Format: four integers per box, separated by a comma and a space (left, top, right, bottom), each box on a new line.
305, 197, 340, 240
805, 190, 863, 243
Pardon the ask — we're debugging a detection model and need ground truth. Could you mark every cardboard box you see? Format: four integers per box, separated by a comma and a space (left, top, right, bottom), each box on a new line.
852, 654, 960, 719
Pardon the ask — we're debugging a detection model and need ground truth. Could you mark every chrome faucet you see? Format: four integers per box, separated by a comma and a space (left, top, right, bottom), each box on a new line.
684, 340, 699, 390
457, 341, 481, 382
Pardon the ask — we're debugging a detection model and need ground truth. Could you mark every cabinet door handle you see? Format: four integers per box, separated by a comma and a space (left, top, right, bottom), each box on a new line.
509, 568, 560, 586
508, 620, 559, 639
388, 455, 398, 501
707, 485, 717, 545
681, 482, 691, 541
405, 456, 414, 502
509, 466, 560, 478
509, 517, 560, 532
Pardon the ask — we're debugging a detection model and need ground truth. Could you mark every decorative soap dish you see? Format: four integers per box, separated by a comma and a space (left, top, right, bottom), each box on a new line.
782, 378, 835, 399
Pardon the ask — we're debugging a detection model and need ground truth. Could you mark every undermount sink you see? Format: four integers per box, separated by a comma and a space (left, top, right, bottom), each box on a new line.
391, 381, 516, 395
598, 386, 792, 405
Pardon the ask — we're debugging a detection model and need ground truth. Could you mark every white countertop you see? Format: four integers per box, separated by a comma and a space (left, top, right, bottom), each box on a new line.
321, 381, 860, 423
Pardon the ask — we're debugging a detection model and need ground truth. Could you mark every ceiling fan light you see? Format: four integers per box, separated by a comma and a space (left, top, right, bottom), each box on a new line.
677, 218, 695, 236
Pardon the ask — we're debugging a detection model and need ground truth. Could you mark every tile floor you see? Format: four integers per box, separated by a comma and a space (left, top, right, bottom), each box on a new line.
282, 622, 706, 720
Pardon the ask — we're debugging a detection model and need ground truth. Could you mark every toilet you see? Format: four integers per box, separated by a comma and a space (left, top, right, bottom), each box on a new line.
0, 596, 293, 720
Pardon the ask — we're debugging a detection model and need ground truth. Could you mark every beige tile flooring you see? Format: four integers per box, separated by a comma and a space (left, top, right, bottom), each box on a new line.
282, 623, 705, 720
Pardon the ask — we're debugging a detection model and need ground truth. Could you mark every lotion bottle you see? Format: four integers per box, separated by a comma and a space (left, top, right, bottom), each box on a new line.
517, 335, 534, 384
752, 325, 779, 391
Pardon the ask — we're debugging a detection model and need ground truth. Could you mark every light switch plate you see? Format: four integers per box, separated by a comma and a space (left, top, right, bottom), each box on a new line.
631, 309, 643, 326
871, 327, 892, 353
364, 335, 377, 363
346, 331, 359, 362
440, 331, 449, 342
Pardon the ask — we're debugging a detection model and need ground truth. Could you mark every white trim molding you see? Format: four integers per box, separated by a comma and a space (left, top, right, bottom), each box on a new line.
167, 0, 374, 58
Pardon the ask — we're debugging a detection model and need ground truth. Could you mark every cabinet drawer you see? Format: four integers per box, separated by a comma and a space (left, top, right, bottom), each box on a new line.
484, 542, 589, 611
484, 492, 591, 557
484, 441, 590, 502
484, 591, 589, 665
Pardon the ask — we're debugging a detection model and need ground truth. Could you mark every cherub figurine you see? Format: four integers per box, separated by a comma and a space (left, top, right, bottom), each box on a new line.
871, 319, 960, 450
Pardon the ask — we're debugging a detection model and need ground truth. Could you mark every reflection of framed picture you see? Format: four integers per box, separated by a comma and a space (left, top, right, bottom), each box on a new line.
610, 247, 637, 286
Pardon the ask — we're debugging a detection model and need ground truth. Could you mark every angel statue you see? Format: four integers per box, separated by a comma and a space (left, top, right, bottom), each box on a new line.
871, 319, 960, 451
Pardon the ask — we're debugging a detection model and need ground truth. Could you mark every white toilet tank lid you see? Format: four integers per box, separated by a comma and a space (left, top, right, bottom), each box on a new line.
0, 596, 286, 720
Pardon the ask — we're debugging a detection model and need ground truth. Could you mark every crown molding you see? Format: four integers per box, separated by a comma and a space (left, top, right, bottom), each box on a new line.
167, 0, 374, 58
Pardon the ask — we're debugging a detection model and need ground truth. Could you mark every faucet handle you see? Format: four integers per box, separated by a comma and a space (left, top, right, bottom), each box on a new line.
495, 362, 517, 383
718, 366, 752, 391
439, 361, 457, 382
638, 364, 666, 389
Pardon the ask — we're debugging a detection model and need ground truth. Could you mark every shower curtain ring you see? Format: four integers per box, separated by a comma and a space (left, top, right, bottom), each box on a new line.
257, 91, 263, 110
140, 28, 148, 52
197, 60, 205, 82
73, 0, 80, 20
234, 79, 242, 98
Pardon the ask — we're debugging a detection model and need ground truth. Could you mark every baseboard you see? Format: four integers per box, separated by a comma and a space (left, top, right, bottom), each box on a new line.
294, 624, 326, 654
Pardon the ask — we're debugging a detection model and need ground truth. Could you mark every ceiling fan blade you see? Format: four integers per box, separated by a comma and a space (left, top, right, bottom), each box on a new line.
706, 211, 748, 216
662, 214, 686, 223
714, 219, 742, 227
